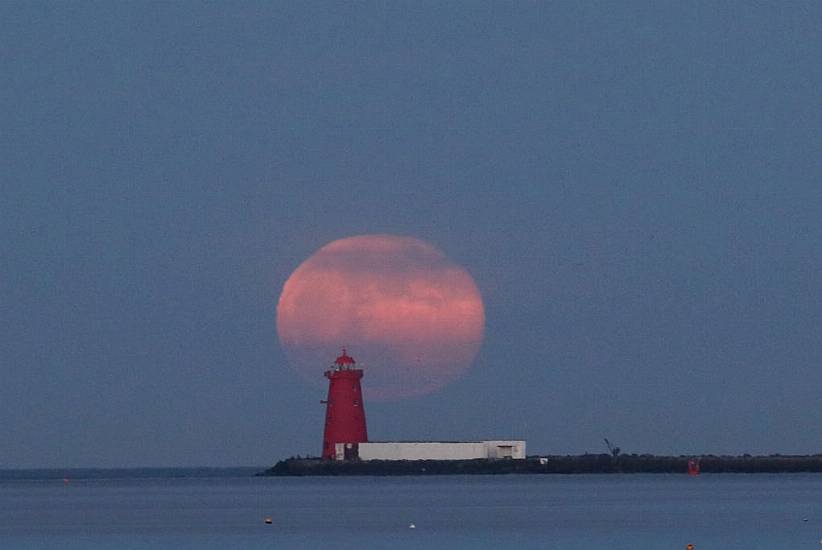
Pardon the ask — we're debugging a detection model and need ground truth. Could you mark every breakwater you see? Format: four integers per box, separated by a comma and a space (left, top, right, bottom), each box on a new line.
260, 454, 822, 476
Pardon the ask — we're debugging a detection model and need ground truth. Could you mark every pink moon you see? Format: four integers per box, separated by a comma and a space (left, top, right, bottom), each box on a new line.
276, 235, 485, 400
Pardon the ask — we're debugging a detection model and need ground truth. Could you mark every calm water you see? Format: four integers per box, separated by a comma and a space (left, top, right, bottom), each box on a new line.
1, 471, 821, 549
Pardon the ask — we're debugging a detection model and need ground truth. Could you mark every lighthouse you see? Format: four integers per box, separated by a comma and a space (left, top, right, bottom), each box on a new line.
321, 349, 368, 460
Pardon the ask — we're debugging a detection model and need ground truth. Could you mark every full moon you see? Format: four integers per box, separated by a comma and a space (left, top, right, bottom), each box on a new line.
276, 235, 485, 400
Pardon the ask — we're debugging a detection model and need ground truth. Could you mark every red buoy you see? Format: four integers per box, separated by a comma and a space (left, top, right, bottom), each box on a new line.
321, 349, 368, 460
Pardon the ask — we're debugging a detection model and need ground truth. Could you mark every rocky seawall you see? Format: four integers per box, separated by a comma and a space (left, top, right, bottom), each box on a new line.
259, 454, 822, 476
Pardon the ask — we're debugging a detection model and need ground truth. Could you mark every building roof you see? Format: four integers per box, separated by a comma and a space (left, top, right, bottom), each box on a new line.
362, 440, 524, 444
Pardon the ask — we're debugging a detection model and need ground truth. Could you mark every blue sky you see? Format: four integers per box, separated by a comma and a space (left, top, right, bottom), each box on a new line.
2, 2, 822, 467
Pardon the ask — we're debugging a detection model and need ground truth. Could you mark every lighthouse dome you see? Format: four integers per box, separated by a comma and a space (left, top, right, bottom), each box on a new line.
334, 348, 356, 367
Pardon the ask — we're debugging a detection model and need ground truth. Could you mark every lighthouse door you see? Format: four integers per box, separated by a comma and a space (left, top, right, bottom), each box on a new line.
343, 443, 359, 460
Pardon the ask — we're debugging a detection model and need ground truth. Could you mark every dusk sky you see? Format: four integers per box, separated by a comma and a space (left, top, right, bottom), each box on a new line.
3, 2, 822, 468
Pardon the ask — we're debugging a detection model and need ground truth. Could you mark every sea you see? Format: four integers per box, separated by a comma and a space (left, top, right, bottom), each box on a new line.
1, 469, 821, 549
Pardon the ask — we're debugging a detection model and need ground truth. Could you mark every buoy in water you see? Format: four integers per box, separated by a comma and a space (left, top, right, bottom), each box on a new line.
409, 523, 416, 529
686, 544, 694, 550
264, 517, 273, 525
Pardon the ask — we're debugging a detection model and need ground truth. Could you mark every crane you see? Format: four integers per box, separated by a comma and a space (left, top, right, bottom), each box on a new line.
604, 438, 621, 457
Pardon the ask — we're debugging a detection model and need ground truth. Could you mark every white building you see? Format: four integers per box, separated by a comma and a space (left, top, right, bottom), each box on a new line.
334, 440, 526, 461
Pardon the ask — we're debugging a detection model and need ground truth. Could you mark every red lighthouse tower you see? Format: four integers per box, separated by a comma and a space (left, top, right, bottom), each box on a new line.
322, 349, 368, 460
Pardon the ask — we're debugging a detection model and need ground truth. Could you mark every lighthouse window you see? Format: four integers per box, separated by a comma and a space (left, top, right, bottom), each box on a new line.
353, 400, 359, 406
